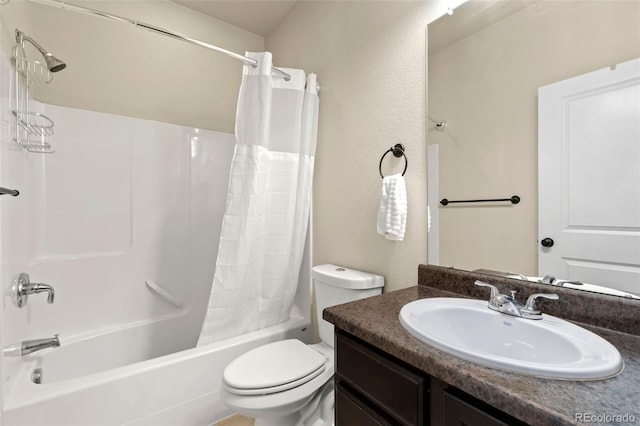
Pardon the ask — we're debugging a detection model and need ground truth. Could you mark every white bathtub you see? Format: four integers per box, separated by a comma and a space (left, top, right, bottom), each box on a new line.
3, 313, 310, 426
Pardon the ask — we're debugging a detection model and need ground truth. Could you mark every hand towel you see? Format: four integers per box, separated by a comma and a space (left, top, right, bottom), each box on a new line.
377, 173, 407, 241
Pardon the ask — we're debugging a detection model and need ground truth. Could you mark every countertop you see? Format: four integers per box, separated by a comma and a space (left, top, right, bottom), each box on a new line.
324, 285, 640, 426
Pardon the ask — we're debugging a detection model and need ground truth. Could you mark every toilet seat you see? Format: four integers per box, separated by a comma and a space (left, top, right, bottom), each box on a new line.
224, 339, 328, 396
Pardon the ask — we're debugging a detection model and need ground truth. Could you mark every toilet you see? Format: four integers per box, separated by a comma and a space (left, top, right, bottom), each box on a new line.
221, 264, 384, 426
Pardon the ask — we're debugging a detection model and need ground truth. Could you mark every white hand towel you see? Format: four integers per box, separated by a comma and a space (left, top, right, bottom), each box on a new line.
377, 173, 407, 241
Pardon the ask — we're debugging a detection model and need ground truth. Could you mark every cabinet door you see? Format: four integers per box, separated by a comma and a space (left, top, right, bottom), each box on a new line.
443, 391, 509, 426
336, 384, 391, 426
336, 330, 428, 425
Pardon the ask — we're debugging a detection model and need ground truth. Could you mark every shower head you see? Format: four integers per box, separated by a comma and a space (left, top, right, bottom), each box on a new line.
42, 53, 66, 73
15, 29, 66, 72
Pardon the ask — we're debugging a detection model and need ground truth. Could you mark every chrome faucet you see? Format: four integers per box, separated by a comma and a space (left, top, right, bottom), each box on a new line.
21, 334, 60, 355
474, 280, 558, 320
539, 275, 583, 287
15, 273, 55, 307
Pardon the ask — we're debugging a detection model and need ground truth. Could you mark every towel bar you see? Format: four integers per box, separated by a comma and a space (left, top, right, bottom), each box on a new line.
0, 187, 19, 196
440, 195, 520, 206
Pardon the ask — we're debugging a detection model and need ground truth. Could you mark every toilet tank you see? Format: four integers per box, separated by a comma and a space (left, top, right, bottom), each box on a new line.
312, 264, 384, 347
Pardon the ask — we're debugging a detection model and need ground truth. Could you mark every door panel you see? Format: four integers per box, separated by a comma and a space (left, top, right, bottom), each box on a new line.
538, 58, 640, 295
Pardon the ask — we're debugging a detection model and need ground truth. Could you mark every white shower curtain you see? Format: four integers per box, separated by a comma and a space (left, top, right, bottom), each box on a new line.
198, 52, 319, 345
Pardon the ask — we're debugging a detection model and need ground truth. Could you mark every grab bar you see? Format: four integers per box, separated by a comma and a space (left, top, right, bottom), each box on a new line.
145, 280, 182, 308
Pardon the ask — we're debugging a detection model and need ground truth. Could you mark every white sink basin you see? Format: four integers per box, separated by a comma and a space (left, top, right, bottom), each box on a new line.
399, 298, 623, 380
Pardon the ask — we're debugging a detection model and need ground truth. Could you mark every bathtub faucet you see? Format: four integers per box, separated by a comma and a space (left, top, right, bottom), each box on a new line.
15, 273, 55, 307
21, 334, 60, 356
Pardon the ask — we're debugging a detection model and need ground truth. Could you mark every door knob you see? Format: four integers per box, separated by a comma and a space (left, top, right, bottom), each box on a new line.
541, 238, 554, 248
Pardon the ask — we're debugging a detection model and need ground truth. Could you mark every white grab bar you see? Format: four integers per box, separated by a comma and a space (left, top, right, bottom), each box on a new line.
145, 280, 182, 308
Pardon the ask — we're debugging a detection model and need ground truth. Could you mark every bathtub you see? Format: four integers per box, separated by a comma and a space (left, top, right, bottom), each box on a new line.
3, 312, 310, 425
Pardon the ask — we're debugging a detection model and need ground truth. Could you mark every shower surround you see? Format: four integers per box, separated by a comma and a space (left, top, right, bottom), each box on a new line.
2, 102, 234, 369
0, 98, 312, 423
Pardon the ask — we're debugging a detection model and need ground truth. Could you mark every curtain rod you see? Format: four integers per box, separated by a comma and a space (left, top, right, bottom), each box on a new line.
25, 0, 292, 81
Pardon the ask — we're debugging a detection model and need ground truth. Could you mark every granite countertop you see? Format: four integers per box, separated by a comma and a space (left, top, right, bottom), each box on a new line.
324, 285, 640, 426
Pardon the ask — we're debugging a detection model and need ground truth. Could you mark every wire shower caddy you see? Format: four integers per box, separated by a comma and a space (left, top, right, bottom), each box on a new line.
11, 30, 55, 154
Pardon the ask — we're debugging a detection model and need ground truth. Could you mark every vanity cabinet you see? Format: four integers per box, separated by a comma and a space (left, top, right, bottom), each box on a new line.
335, 329, 526, 426
335, 329, 429, 425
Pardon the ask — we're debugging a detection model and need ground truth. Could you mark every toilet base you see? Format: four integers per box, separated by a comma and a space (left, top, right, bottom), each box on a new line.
252, 381, 334, 426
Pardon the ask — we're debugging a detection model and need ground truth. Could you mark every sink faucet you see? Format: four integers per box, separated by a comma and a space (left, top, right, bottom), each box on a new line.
539, 275, 583, 287
474, 280, 558, 320
21, 334, 60, 356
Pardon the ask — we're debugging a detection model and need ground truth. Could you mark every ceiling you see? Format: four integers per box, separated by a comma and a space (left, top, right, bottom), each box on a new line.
428, 0, 528, 53
174, 0, 298, 37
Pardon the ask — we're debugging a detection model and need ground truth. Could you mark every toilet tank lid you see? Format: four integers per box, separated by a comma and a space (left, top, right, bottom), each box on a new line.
312, 264, 384, 289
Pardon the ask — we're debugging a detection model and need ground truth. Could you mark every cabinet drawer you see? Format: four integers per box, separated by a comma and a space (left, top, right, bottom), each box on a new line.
443, 391, 509, 426
336, 331, 428, 425
336, 384, 390, 426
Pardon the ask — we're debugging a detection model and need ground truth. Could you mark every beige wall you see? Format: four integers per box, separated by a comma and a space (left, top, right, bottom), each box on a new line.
1, 0, 448, 291
267, 1, 443, 293
429, 0, 640, 276
0, 1, 32, 58
3, 0, 264, 133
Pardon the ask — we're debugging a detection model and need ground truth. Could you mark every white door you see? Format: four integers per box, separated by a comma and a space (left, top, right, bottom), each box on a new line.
538, 58, 640, 295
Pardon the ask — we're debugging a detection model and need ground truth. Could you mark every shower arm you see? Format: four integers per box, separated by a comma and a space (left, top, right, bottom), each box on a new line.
15, 28, 66, 72
16, 31, 47, 58
23, 0, 293, 81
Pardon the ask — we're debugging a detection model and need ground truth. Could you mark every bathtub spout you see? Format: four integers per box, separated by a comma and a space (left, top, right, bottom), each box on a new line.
21, 334, 60, 356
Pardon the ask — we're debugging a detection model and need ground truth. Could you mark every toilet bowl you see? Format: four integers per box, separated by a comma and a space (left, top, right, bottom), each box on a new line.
221, 264, 384, 426
222, 341, 334, 425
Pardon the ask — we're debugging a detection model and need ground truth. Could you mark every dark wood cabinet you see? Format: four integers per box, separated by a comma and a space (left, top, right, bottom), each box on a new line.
336, 330, 428, 425
442, 391, 509, 426
336, 384, 390, 425
335, 329, 527, 426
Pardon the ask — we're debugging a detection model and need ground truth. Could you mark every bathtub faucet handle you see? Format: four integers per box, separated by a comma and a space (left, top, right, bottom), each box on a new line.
15, 273, 55, 307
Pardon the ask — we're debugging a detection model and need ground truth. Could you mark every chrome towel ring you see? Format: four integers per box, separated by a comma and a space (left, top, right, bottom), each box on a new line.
379, 144, 407, 178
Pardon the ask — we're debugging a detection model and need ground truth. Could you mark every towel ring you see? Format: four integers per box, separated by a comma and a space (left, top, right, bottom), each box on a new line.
379, 144, 408, 178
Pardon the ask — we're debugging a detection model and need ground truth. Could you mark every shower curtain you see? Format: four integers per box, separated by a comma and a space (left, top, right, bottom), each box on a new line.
198, 52, 319, 345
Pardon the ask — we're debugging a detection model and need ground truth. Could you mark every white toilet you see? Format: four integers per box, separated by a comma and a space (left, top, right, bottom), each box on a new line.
221, 264, 384, 426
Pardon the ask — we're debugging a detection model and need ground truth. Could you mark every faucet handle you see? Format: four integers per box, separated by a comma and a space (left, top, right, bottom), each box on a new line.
538, 275, 556, 284
524, 293, 559, 312
553, 279, 583, 287
14, 273, 55, 307
474, 280, 500, 301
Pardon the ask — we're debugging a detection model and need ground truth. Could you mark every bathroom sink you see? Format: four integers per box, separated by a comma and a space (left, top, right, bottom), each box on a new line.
399, 298, 623, 380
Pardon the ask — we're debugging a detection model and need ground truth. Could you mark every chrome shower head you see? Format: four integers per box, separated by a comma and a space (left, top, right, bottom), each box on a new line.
43, 54, 66, 73
16, 29, 66, 72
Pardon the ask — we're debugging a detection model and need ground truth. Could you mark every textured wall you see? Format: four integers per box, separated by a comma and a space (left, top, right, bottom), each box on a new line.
267, 1, 445, 293
2, 0, 448, 292
7, 0, 264, 133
